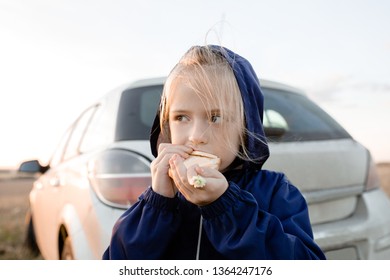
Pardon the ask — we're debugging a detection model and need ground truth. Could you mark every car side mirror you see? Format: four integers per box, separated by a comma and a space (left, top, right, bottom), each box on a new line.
263, 109, 288, 139
18, 160, 48, 174
264, 126, 286, 138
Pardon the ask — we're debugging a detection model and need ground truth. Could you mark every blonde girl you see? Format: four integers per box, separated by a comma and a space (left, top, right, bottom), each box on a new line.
103, 45, 325, 260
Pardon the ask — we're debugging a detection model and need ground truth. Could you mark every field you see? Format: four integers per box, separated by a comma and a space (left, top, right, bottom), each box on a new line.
377, 162, 390, 194
0, 172, 42, 260
1, 164, 390, 260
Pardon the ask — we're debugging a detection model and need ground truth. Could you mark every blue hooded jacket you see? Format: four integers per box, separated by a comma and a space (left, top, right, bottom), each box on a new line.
102, 46, 326, 260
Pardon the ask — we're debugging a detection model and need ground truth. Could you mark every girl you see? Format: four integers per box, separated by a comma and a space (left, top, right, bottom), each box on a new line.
103, 45, 325, 259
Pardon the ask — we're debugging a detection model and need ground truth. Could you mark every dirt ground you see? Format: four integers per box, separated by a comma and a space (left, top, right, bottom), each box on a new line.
0, 164, 390, 260
377, 162, 390, 196
0, 174, 42, 260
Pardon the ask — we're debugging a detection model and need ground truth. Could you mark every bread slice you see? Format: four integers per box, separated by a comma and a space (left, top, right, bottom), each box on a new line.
183, 151, 221, 170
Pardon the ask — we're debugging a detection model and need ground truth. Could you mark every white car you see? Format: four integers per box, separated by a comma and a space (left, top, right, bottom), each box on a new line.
19, 77, 390, 260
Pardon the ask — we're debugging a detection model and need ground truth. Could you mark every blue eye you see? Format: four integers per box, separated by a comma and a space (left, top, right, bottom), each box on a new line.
175, 115, 189, 122
210, 114, 221, 123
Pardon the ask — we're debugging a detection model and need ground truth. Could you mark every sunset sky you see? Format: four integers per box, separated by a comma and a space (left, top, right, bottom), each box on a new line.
0, 0, 389, 168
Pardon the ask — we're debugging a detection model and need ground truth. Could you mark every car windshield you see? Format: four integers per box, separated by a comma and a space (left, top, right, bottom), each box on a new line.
115, 85, 163, 141
262, 88, 351, 142
115, 85, 351, 142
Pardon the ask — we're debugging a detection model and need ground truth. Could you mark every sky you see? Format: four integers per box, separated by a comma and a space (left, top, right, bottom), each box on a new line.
0, 0, 389, 169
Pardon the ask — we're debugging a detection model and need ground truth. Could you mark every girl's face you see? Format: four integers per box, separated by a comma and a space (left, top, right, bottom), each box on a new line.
168, 82, 240, 171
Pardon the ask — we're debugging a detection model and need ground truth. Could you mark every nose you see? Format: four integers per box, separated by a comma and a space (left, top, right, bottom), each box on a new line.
188, 121, 208, 145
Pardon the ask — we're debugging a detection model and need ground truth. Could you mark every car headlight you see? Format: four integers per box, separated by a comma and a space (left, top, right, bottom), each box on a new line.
88, 149, 151, 208
365, 151, 381, 191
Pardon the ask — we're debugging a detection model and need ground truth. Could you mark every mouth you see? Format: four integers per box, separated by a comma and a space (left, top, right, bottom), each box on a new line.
190, 150, 218, 159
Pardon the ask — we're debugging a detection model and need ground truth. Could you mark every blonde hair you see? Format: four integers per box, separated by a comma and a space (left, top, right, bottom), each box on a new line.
159, 45, 258, 163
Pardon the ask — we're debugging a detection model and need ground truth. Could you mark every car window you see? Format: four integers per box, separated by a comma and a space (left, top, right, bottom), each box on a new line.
49, 126, 72, 167
115, 85, 163, 141
62, 105, 98, 161
262, 88, 351, 142
114, 84, 350, 143
80, 104, 114, 153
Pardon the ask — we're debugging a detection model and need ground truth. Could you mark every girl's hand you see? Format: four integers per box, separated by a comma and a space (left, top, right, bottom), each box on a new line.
169, 155, 228, 206
151, 144, 193, 198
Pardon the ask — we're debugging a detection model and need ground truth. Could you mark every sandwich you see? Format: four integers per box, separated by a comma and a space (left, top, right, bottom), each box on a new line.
168, 151, 221, 188
183, 151, 221, 170
184, 151, 221, 188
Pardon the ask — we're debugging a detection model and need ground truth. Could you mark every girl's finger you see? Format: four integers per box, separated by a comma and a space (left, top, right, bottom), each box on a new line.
158, 144, 193, 159
169, 155, 193, 196
186, 165, 199, 185
195, 165, 221, 180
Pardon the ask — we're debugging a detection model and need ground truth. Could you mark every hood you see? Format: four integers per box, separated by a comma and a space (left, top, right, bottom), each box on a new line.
150, 45, 269, 170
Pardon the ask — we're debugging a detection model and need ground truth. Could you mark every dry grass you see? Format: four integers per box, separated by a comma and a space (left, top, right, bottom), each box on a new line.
0, 174, 42, 260
377, 162, 390, 197
1, 164, 390, 260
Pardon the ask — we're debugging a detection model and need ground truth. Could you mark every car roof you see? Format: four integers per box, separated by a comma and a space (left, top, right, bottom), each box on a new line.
260, 79, 305, 95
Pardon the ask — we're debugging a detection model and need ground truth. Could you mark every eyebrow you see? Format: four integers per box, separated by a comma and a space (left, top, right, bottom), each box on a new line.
169, 108, 221, 114
169, 109, 190, 114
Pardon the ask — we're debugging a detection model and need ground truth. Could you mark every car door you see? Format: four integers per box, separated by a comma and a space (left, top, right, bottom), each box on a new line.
31, 125, 72, 258
31, 106, 97, 259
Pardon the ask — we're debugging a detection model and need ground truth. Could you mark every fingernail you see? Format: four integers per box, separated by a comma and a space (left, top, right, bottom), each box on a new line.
196, 166, 204, 174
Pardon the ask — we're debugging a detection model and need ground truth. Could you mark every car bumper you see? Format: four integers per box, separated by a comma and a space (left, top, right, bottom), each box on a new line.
313, 188, 390, 259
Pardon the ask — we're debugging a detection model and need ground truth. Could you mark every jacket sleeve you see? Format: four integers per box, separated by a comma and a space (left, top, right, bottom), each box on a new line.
200, 174, 326, 260
102, 187, 180, 259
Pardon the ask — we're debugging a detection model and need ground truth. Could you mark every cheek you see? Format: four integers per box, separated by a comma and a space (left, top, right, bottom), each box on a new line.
169, 124, 186, 144
212, 131, 240, 166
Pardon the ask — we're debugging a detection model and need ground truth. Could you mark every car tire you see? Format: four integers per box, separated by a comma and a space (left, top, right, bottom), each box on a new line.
60, 235, 74, 260
24, 211, 40, 256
